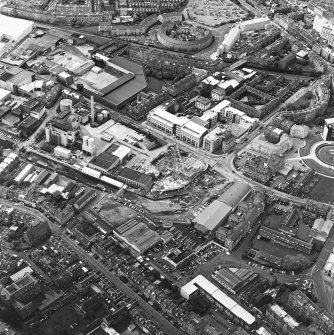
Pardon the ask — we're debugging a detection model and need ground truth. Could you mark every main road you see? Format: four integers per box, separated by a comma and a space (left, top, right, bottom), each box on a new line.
0, 199, 184, 335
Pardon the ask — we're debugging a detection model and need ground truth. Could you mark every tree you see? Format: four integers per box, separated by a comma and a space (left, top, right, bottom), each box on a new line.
189, 295, 210, 316
281, 254, 311, 271
314, 116, 325, 126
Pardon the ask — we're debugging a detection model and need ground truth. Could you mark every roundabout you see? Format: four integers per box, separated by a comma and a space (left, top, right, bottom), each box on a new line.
299, 136, 334, 178
316, 144, 334, 167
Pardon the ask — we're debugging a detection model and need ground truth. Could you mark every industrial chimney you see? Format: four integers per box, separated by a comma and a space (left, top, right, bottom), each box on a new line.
91, 95, 95, 123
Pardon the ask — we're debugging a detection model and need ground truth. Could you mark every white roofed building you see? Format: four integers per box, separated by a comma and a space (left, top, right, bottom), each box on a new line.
312, 218, 325, 232
181, 275, 256, 330
252, 134, 293, 156
219, 26, 241, 53
0, 14, 33, 42
179, 120, 208, 148
0, 88, 11, 102
203, 127, 224, 153
112, 145, 132, 163
240, 17, 270, 32
194, 200, 232, 233
147, 107, 183, 135
266, 304, 300, 335
211, 100, 231, 117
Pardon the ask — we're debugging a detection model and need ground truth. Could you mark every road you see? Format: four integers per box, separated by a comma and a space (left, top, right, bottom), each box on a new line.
0, 199, 184, 335
310, 226, 334, 313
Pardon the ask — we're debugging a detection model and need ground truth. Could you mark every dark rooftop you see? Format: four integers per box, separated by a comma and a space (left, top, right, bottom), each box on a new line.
118, 167, 152, 186
89, 152, 119, 171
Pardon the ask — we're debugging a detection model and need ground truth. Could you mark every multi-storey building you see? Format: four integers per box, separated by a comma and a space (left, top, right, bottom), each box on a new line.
244, 155, 284, 184
221, 129, 236, 154
322, 118, 334, 141
127, 0, 185, 14
45, 114, 80, 147
266, 304, 302, 335
195, 96, 211, 111
288, 290, 334, 334
203, 128, 223, 153
179, 121, 208, 148
259, 226, 313, 254
1, 274, 40, 303
181, 275, 256, 330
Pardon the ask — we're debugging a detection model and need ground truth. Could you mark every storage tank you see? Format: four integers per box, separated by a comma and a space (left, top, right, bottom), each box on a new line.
97, 113, 103, 122
87, 137, 95, 147
82, 136, 89, 147
45, 126, 51, 142
102, 110, 108, 119
59, 99, 72, 112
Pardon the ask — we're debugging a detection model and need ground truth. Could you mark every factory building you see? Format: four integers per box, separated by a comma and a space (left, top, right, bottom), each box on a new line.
45, 114, 80, 147
82, 136, 96, 156
113, 218, 160, 255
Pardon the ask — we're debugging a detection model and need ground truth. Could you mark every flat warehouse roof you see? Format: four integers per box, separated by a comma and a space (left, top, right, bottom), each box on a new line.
194, 200, 232, 231
0, 14, 33, 41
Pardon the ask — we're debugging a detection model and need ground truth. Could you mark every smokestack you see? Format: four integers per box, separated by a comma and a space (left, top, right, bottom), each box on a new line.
91, 95, 95, 123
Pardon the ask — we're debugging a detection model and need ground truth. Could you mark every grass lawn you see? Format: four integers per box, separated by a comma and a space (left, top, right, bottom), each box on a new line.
299, 135, 322, 157
291, 94, 312, 110
308, 176, 334, 204
252, 238, 301, 258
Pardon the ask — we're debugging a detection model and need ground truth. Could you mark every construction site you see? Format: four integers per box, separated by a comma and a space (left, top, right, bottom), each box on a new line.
151, 144, 208, 193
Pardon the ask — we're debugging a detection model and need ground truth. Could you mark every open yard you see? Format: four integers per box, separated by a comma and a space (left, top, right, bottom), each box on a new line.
252, 238, 301, 258
97, 195, 138, 227
136, 198, 183, 213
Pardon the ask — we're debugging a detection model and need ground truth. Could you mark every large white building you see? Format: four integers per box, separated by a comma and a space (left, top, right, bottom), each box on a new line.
219, 26, 241, 54
313, 8, 334, 47
252, 134, 293, 156
203, 127, 223, 153
179, 120, 208, 148
240, 17, 270, 31
0, 14, 33, 56
147, 107, 208, 148
181, 275, 255, 329
147, 107, 188, 135
0, 14, 33, 41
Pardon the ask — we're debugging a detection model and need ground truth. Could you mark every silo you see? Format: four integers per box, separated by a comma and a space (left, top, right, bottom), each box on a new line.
88, 137, 95, 148
102, 110, 108, 119
45, 126, 51, 142
82, 136, 89, 147
59, 99, 72, 112
97, 113, 103, 122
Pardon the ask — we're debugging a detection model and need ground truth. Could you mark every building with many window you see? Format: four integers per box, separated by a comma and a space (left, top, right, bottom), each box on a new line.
266, 304, 302, 335
259, 226, 314, 254
244, 155, 284, 183
288, 290, 334, 334
181, 275, 256, 330
179, 120, 208, 148
195, 96, 211, 111
322, 118, 334, 141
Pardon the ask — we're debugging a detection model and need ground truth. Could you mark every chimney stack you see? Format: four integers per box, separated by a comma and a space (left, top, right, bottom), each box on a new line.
91, 95, 95, 123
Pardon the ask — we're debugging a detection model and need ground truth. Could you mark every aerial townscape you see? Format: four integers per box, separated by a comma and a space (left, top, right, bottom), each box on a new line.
2, 0, 334, 335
